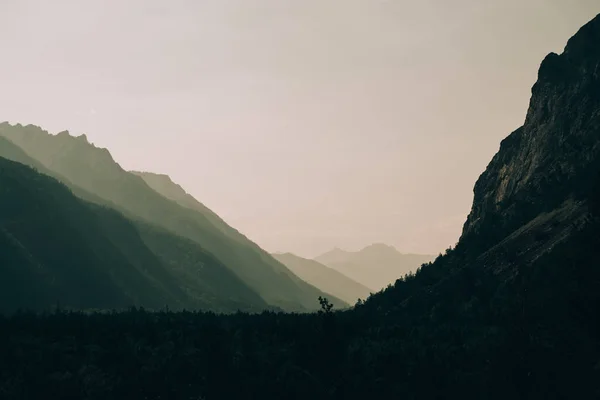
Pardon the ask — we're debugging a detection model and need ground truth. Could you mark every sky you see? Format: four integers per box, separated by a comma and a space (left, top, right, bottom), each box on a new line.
1, 0, 599, 258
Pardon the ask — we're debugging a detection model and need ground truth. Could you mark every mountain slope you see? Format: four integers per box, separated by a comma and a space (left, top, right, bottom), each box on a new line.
0, 156, 180, 312
0, 124, 342, 311
460, 15, 600, 254
130, 171, 222, 225
315, 244, 434, 291
354, 15, 600, 395
131, 170, 279, 248
135, 221, 269, 312
132, 171, 350, 309
0, 136, 50, 173
0, 155, 269, 313
1, 14, 600, 400
343, 16, 600, 397
272, 253, 372, 305
365, 12, 600, 319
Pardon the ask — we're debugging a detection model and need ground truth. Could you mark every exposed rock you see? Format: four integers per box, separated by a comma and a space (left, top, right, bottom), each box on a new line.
462, 14, 600, 252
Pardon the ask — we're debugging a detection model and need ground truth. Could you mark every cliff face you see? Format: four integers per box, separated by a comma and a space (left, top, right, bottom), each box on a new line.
462, 14, 600, 250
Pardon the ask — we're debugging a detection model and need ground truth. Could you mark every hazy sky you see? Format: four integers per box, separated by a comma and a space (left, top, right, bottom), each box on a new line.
1, 1, 599, 257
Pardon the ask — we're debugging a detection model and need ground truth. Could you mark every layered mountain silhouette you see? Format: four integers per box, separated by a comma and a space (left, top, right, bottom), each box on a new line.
131, 171, 258, 243
0, 124, 346, 312
315, 243, 434, 291
1, 12, 600, 400
272, 252, 372, 305
0, 156, 268, 313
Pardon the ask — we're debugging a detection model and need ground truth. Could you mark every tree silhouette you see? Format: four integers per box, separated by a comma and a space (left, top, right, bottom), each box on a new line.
318, 296, 333, 314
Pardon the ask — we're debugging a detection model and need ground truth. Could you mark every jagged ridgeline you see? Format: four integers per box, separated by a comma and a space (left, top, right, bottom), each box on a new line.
0, 124, 346, 312
0, 13, 600, 400
361, 14, 600, 314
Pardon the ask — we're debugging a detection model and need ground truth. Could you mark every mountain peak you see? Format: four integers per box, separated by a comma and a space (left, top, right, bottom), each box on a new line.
461, 12, 600, 252
131, 171, 195, 205
331, 246, 347, 253
563, 13, 600, 62
315, 243, 434, 290
273, 252, 369, 304
361, 243, 397, 253
55, 130, 89, 143
132, 171, 174, 183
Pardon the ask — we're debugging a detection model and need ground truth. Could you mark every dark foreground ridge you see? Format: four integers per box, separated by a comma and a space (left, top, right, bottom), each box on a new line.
1, 13, 600, 400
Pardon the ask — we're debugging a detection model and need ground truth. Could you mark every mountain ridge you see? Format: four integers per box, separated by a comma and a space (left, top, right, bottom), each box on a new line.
1, 13, 600, 399
315, 244, 434, 290
460, 13, 600, 256
0, 153, 270, 313
272, 252, 372, 305
0, 125, 345, 311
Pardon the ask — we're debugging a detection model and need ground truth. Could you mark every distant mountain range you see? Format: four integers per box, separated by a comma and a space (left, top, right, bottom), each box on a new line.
0, 123, 346, 312
315, 243, 434, 291
272, 253, 372, 305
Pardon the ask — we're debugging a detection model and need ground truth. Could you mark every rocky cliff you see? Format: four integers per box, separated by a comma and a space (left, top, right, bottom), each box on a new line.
461, 14, 600, 253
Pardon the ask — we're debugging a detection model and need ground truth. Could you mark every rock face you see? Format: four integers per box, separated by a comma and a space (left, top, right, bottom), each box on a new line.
462, 14, 600, 252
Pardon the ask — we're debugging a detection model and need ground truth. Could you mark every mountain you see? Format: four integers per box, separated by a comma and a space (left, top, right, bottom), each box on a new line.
0, 124, 344, 311
0, 136, 271, 312
458, 15, 600, 256
0, 156, 269, 313
365, 12, 600, 319
2, 13, 600, 400
353, 15, 600, 396
0, 135, 50, 173
315, 243, 434, 291
131, 171, 250, 242
133, 220, 269, 312
272, 253, 372, 305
